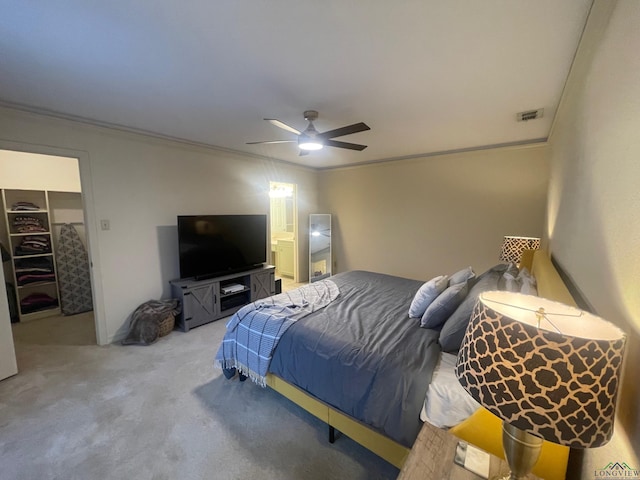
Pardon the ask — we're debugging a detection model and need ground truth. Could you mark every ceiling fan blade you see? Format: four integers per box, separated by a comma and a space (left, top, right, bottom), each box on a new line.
266, 119, 301, 135
246, 140, 297, 145
325, 139, 368, 151
318, 122, 370, 140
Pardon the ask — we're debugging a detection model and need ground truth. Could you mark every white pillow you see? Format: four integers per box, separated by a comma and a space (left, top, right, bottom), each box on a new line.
420, 352, 480, 428
408, 275, 449, 318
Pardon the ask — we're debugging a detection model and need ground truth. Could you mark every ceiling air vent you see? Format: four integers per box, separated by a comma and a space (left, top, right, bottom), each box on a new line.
516, 109, 544, 122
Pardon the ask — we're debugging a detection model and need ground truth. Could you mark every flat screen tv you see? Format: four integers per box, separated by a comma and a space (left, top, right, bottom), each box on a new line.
178, 214, 267, 280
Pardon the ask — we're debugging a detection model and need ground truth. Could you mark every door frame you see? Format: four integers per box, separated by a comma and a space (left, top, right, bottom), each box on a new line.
0, 264, 18, 380
0, 140, 108, 345
269, 181, 298, 283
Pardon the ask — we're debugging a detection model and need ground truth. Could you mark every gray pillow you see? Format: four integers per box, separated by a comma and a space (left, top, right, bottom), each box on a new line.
438, 269, 503, 352
518, 267, 538, 295
478, 263, 511, 279
420, 281, 469, 328
408, 275, 449, 318
448, 266, 475, 285
502, 271, 520, 292
504, 262, 519, 277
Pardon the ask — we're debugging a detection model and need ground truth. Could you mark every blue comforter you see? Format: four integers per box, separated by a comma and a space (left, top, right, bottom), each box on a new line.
269, 271, 441, 447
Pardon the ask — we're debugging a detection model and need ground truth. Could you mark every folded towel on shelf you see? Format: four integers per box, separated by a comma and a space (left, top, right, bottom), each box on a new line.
12, 215, 47, 233
16, 273, 56, 286
20, 292, 58, 314
11, 201, 41, 211
14, 257, 54, 273
14, 236, 51, 256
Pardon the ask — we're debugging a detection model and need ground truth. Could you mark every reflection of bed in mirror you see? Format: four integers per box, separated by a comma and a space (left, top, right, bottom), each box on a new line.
309, 214, 331, 282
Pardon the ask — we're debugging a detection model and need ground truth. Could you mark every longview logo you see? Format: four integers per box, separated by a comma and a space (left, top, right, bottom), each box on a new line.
594, 462, 640, 478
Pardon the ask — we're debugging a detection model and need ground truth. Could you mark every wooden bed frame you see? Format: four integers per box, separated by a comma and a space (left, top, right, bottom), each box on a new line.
265, 250, 573, 479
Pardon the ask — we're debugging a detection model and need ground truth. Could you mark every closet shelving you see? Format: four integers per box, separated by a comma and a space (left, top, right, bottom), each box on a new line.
2, 189, 61, 321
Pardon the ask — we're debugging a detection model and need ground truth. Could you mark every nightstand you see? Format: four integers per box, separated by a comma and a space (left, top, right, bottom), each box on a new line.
397, 421, 540, 480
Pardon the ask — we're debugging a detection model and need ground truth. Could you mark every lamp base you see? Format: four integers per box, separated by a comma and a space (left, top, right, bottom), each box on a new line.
491, 475, 524, 480
498, 422, 543, 480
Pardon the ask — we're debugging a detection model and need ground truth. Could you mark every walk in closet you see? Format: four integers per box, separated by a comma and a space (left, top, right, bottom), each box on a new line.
1, 188, 92, 322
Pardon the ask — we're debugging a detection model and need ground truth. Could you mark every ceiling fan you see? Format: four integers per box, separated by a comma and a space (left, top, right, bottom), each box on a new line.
247, 110, 370, 155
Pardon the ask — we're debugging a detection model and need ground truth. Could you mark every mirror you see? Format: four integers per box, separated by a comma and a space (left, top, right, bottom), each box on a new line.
309, 214, 331, 283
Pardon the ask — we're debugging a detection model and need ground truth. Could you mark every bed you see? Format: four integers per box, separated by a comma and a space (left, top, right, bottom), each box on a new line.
216, 250, 573, 480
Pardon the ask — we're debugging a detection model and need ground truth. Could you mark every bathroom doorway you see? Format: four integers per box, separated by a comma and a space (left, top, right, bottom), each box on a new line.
269, 182, 298, 282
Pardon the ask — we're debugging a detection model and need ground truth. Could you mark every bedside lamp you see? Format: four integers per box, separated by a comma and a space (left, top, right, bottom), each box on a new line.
499, 236, 541, 265
456, 291, 626, 480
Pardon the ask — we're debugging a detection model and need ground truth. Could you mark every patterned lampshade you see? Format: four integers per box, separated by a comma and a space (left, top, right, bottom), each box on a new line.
456, 291, 626, 448
499, 236, 541, 263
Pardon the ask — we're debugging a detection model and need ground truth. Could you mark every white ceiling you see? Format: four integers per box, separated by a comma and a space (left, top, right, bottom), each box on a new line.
0, 1, 593, 169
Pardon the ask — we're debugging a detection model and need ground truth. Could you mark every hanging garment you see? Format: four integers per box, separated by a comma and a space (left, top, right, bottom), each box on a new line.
56, 224, 93, 315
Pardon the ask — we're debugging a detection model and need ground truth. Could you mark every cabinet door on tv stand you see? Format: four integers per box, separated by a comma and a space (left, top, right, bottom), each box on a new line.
252, 269, 275, 301
181, 282, 219, 331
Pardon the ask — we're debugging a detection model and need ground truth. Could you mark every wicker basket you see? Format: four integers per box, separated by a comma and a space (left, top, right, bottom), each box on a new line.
158, 313, 175, 337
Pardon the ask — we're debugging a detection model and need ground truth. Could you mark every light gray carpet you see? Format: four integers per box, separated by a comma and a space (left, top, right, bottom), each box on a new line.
0, 313, 399, 480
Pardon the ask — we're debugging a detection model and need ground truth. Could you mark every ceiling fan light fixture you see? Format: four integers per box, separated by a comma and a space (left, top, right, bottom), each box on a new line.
248, 110, 369, 154
298, 141, 323, 151
299, 119, 323, 150
298, 132, 323, 150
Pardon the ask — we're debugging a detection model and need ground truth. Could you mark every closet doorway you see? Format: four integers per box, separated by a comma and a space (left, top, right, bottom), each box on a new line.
269, 182, 298, 282
0, 149, 97, 348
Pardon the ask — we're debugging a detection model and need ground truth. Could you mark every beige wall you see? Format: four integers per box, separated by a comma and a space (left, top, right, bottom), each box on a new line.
0, 150, 81, 192
318, 145, 549, 281
0, 107, 317, 343
546, 0, 639, 469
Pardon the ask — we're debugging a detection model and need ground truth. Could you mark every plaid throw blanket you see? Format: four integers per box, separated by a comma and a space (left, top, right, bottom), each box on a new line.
215, 279, 339, 386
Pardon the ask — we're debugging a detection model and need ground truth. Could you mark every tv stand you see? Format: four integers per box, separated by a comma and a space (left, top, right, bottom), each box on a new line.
170, 265, 276, 332
194, 274, 215, 282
